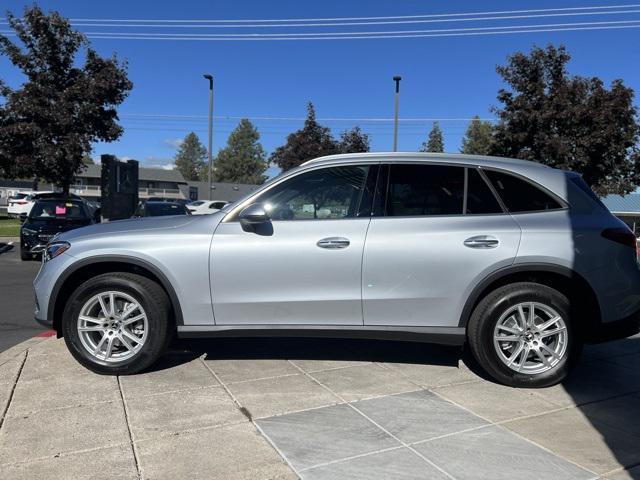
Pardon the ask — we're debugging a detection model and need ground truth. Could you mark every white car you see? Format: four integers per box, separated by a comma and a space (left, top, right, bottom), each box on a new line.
187, 200, 229, 215
7, 191, 54, 218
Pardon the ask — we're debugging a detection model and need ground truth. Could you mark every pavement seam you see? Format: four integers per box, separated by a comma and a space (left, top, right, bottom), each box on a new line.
297, 445, 406, 473
200, 356, 302, 479
0, 338, 45, 369
0, 350, 27, 432
287, 359, 458, 480
0, 441, 133, 468
117, 376, 143, 480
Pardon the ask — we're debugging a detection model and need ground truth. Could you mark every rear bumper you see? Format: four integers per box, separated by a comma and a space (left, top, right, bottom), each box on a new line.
585, 309, 640, 344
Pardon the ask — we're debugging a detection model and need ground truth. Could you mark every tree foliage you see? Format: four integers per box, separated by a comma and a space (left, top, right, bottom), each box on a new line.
0, 6, 132, 193
461, 116, 495, 155
422, 122, 444, 152
270, 103, 339, 171
491, 44, 640, 195
174, 132, 207, 181
338, 126, 370, 153
214, 119, 268, 184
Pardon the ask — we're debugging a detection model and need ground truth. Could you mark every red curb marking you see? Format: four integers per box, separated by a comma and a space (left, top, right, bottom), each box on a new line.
35, 330, 56, 338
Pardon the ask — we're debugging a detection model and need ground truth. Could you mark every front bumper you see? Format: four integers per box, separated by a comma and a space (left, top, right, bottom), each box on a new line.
585, 308, 640, 344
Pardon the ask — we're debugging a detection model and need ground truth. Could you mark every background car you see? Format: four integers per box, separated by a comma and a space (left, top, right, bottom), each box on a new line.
7, 191, 52, 218
20, 198, 94, 260
187, 199, 229, 215
134, 200, 191, 217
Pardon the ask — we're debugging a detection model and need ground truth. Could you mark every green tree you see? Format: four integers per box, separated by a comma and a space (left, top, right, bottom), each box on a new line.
214, 119, 268, 184
461, 116, 495, 155
270, 102, 338, 171
82, 155, 95, 165
338, 126, 370, 153
491, 44, 640, 195
174, 132, 207, 181
421, 122, 444, 152
0, 6, 132, 194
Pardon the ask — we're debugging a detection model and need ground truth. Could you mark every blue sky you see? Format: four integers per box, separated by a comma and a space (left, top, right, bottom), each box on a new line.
1, 0, 639, 177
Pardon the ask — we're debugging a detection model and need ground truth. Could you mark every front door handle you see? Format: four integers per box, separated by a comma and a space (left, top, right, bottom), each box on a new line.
317, 237, 350, 249
464, 235, 500, 249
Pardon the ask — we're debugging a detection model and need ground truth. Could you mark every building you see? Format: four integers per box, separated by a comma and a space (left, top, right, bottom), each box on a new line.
1, 164, 261, 206
600, 194, 640, 235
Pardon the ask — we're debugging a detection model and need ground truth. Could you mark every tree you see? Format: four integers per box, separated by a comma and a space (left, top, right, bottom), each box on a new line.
270, 102, 338, 171
461, 116, 495, 155
422, 122, 444, 152
82, 155, 95, 165
214, 119, 268, 184
338, 126, 370, 153
491, 44, 640, 195
0, 6, 132, 194
174, 132, 207, 181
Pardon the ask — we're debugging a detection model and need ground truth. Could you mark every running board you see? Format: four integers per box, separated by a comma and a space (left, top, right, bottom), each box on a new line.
177, 325, 466, 346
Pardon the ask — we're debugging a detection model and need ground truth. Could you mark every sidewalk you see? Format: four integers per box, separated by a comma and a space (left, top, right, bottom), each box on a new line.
1, 335, 639, 479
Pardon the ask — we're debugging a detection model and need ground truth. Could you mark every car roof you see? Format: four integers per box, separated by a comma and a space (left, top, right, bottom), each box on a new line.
300, 152, 551, 170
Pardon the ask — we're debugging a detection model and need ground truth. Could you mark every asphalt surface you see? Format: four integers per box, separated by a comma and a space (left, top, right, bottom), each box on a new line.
0, 241, 46, 352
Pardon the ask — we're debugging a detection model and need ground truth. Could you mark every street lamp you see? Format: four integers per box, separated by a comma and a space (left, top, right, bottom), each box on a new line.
393, 76, 401, 152
203, 74, 214, 200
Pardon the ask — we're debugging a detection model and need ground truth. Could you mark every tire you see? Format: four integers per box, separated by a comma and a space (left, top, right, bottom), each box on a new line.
20, 248, 31, 261
62, 272, 172, 375
467, 282, 582, 388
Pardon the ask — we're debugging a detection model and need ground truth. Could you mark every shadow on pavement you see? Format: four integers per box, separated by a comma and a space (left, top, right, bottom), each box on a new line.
0, 242, 15, 255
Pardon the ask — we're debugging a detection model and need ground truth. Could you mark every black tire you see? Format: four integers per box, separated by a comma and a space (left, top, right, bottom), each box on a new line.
20, 248, 31, 261
467, 282, 582, 388
62, 272, 172, 375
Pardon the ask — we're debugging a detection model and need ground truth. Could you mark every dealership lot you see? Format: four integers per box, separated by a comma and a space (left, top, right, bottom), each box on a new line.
1, 252, 640, 479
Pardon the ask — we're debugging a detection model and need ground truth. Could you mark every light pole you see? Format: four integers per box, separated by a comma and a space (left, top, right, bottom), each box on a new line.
203, 74, 214, 200
393, 76, 401, 152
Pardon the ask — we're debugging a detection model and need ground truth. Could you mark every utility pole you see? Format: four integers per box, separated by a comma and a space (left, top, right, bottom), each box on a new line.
203, 74, 214, 200
393, 76, 401, 152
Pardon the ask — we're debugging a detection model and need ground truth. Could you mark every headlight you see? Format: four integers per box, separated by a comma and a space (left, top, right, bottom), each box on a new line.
43, 241, 70, 262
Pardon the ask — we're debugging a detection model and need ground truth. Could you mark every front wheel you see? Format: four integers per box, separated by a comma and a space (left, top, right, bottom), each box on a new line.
467, 282, 582, 388
62, 272, 172, 375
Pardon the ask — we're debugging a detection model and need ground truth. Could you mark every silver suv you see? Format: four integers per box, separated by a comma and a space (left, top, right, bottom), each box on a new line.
34, 153, 640, 387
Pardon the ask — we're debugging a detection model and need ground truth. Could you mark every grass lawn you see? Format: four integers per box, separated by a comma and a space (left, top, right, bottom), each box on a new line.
0, 216, 21, 237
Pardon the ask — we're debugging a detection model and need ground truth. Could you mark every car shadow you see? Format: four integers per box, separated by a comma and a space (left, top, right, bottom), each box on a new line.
0, 242, 15, 255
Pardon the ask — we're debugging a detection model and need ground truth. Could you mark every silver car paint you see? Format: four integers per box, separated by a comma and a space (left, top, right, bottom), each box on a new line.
34, 152, 640, 332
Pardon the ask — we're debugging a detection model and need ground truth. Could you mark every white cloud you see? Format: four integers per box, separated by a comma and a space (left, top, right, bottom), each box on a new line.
144, 156, 175, 171
163, 138, 183, 149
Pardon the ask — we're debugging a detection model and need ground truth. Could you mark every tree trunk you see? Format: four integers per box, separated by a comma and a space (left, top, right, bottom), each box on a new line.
62, 182, 70, 197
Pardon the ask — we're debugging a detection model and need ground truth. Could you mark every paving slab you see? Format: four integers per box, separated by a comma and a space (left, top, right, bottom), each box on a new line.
310, 364, 418, 402
0, 352, 24, 385
353, 390, 488, 443
0, 400, 130, 464
433, 378, 558, 422
579, 394, 640, 438
257, 403, 399, 471
227, 373, 340, 419
136, 421, 296, 480
19, 342, 90, 381
0, 443, 137, 480
119, 355, 218, 397
204, 357, 300, 384
126, 385, 246, 440
301, 447, 449, 480
585, 334, 640, 359
605, 464, 640, 479
381, 360, 480, 388
605, 352, 640, 371
414, 425, 593, 480
504, 407, 640, 474
290, 358, 370, 373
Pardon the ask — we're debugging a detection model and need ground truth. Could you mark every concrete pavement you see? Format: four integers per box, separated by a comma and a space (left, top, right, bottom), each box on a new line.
1, 334, 639, 479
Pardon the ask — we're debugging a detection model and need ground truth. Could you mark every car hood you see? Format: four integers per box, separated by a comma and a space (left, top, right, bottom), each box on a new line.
23, 218, 92, 234
56, 214, 202, 242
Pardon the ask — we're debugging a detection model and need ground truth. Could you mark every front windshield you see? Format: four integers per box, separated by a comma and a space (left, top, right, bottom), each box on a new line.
145, 202, 188, 216
29, 200, 87, 219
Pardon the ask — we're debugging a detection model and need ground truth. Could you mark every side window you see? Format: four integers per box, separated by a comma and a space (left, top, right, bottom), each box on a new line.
258, 165, 370, 220
484, 170, 563, 213
466, 169, 503, 214
386, 164, 464, 216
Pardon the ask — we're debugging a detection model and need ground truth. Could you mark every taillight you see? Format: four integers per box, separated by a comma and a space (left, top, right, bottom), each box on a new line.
602, 228, 637, 249
15, 200, 27, 205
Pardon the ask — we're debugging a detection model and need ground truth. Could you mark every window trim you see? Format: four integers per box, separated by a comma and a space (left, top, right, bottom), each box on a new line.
480, 166, 569, 214
223, 162, 378, 223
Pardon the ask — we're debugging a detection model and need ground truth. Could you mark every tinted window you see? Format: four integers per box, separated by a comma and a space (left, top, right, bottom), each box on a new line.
485, 170, 563, 213
145, 203, 189, 216
210, 201, 227, 209
466, 169, 503, 214
29, 200, 88, 219
386, 164, 464, 216
258, 165, 370, 220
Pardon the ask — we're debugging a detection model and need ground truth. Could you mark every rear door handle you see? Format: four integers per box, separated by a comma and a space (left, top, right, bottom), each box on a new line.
317, 237, 350, 249
464, 235, 500, 249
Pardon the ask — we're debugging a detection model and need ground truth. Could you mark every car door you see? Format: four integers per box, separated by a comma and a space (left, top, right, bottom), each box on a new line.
211, 163, 377, 325
362, 163, 522, 327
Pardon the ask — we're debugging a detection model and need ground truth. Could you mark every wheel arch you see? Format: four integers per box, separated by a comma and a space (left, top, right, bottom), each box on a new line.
49, 255, 184, 336
459, 263, 601, 335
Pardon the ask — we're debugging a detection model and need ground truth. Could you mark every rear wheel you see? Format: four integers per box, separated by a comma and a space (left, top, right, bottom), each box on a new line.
468, 282, 582, 388
62, 272, 171, 375
20, 248, 32, 261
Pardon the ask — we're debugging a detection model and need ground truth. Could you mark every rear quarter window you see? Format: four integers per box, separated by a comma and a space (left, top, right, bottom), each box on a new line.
484, 170, 564, 213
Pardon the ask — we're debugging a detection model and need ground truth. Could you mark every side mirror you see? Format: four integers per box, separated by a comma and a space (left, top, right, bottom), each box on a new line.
239, 203, 270, 228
